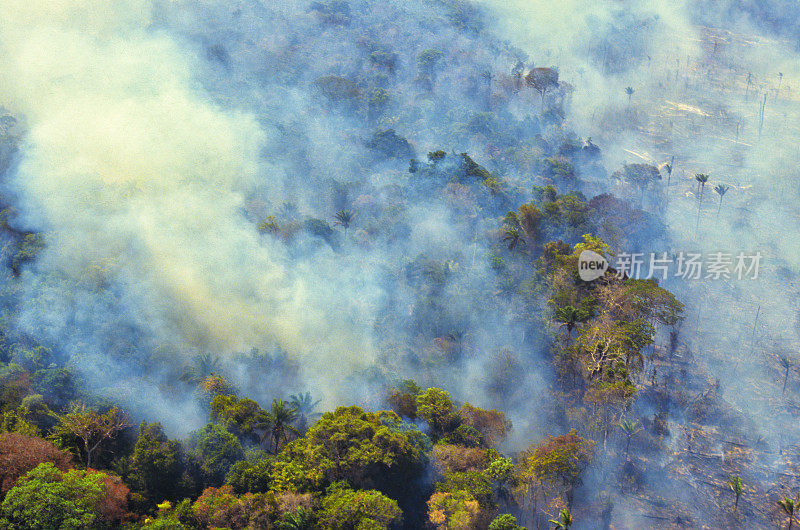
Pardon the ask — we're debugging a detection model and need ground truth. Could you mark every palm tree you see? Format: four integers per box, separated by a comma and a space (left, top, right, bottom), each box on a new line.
334, 209, 355, 236
695, 174, 709, 201
781, 357, 793, 395
502, 226, 525, 252
262, 399, 300, 453
554, 305, 590, 337
625, 86, 634, 104
180, 353, 221, 385
619, 419, 643, 458
662, 156, 674, 186
277, 507, 315, 529
779, 495, 798, 530
728, 475, 743, 509
745, 72, 752, 100
714, 184, 731, 215
549, 508, 573, 529
289, 392, 322, 433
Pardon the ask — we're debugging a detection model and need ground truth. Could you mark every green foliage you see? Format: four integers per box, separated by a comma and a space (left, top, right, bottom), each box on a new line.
51, 404, 129, 468
191, 485, 277, 529
289, 392, 322, 433
416, 388, 460, 439
728, 475, 743, 508
192, 424, 245, 487
277, 506, 316, 530
435, 470, 494, 508
549, 508, 573, 529
129, 422, 184, 509
1, 408, 39, 436
0, 462, 105, 530
518, 430, 594, 493
142, 499, 197, 529
427, 488, 480, 529
318, 482, 402, 530
489, 514, 526, 530
210, 394, 269, 445
485, 456, 514, 484
277, 406, 428, 492
460, 153, 492, 181
441, 424, 483, 448
263, 399, 300, 453
31, 368, 77, 406
226, 452, 273, 494
428, 150, 447, 162
387, 380, 421, 419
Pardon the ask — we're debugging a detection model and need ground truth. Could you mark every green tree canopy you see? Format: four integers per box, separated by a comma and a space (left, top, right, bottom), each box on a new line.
318, 482, 402, 530
192, 424, 245, 487
0, 462, 118, 530
128, 422, 185, 510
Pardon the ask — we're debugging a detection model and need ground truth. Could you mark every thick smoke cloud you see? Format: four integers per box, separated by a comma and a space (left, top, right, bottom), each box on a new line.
0, 1, 383, 429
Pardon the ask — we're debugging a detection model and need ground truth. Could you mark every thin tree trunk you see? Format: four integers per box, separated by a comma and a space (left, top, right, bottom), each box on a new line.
784, 367, 790, 394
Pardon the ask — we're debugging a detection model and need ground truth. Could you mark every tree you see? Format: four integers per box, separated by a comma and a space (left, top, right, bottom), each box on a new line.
427, 489, 480, 530
459, 403, 512, 447
387, 380, 422, 419
695, 173, 709, 201
525, 67, 559, 108
277, 507, 316, 530
318, 483, 402, 530
435, 471, 495, 510
288, 392, 322, 433
275, 407, 428, 500
180, 353, 222, 385
210, 395, 270, 445
0, 432, 72, 495
193, 424, 245, 486
518, 430, 594, 508
618, 419, 643, 458
263, 400, 300, 453
333, 210, 355, 236
662, 156, 674, 186
416, 388, 459, 439
502, 226, 525, 252
53, 404, 130, 468
489, 514, 526, 530
518, 203, 542, 245
549, 508, 572, 529
781, 357, 793, 395
191, 485, 277, 529
128, 422, 184, 509
553, 305, 591, 337
728, 475, 743, 509
226, 454, 273, 494
0, 462, 128, 529
625, 86, 634, 104
714, 184, 731, 215
779, 495, 798, 530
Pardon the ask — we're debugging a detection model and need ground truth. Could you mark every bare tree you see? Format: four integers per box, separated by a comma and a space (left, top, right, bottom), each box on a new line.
54, 404, 130, 467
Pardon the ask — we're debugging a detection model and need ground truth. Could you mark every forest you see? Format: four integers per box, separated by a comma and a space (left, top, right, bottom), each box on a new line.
1, 0, 800, 528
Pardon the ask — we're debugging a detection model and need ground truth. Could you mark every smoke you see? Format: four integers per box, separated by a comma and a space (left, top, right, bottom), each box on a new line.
3, 5, 800, 525
0, 0, 382, 428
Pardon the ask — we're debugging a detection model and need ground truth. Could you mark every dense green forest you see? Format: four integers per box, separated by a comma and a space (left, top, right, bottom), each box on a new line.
1, 0, 800, 528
